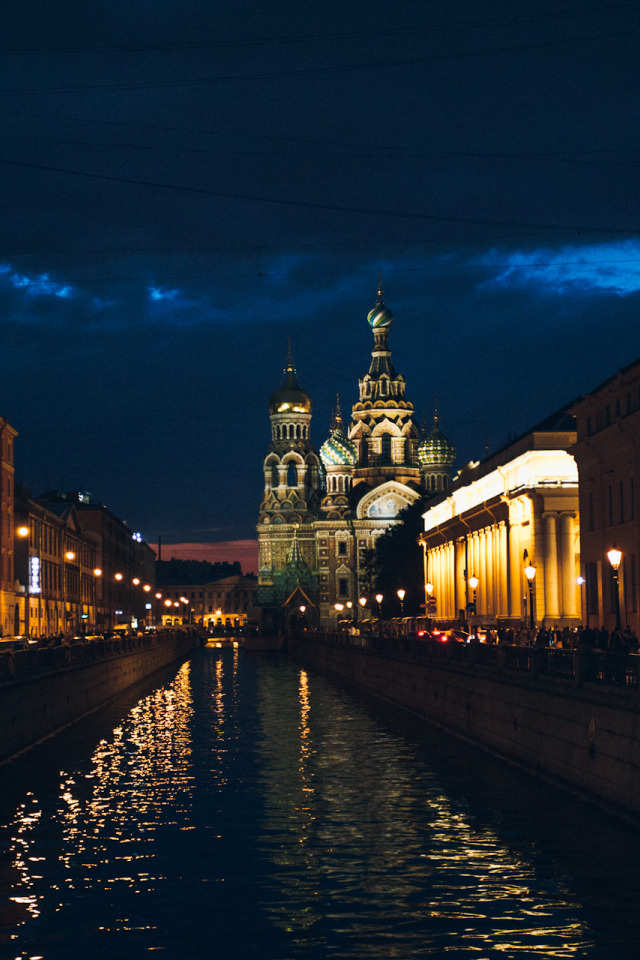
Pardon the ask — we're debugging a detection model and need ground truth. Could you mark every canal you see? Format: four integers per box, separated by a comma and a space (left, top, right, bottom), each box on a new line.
2, 644, 640, 959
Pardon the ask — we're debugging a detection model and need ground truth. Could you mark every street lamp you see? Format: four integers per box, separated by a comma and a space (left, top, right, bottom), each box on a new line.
359, 596, 367, 620
468, 575, 478, 608
425, 581, 434, 621
607, 548, 622, 631
467, 575, 478, 636
524, 563, 536, 629
334, 602, 344, 623
397, 588, 405, 617
375, 593, 383, 618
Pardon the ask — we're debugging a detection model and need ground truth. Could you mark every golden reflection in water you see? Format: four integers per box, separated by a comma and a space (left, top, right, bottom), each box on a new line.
6, 661, 194, 942
254, 666, 591, 958
4, 794, 43, 931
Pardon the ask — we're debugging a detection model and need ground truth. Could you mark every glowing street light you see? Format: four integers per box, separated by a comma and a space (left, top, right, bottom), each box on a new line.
608, 548, 622, 630
397, 588, 405, 617
375, 593, 383, 617
468, 575, 478, 635
524, 563, 536, 629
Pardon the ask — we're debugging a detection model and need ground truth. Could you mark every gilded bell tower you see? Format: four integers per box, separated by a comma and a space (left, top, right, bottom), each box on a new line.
256, 349, 320, 612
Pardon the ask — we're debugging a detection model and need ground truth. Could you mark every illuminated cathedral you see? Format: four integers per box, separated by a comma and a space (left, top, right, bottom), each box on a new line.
256, 287, 456, 628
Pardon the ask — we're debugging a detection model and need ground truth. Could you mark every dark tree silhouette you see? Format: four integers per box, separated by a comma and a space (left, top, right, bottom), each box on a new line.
373, 498, 426, 618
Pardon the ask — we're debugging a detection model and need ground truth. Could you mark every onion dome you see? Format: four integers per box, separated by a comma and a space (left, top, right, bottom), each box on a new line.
269, 361, 312, 415
320, 426, 357, 468
320, 402, 357, 467
419, 412, 456, 467
367, 283, 394, 329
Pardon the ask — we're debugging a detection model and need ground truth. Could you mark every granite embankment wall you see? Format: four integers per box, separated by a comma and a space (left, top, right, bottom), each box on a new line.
0, 629, 199, 763
289, 631, 640, 819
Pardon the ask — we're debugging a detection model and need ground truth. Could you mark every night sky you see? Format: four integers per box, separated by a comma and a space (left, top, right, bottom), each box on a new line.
0, 1, 638, 571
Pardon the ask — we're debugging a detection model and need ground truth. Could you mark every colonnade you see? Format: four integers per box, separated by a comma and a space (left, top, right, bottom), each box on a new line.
425, 504, 580, 627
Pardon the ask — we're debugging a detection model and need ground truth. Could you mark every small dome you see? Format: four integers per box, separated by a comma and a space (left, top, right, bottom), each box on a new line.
419, 424, 456, 467
367, 295, 394, 329
320, 426, 357, 468
269, 367, 312, 415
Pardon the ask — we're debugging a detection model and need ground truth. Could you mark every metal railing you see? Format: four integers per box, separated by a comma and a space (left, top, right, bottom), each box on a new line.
0, 629, 200, 684
290, 630, 640, 693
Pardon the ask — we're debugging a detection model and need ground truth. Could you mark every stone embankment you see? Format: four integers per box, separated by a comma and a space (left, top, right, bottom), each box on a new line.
0, 629, 200, 764
288, 631, 640, 819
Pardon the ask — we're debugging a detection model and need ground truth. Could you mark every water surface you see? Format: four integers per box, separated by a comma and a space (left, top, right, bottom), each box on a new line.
1, 645, 639, 959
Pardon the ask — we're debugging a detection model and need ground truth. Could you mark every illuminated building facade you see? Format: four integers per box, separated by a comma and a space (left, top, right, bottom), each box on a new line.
159, 575, 258, 628
571, 359, 640, 634
0, 417, 18, 636
33, 491, 156, 633
14, 490, 99, 637
257, 289, 456, 628
420, 407, 580, 629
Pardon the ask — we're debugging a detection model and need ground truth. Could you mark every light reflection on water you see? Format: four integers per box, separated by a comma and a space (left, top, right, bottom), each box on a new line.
0, 648, 637, 958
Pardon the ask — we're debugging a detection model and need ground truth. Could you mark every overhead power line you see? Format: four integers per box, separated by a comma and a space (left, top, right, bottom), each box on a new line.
0, 154, 635, 236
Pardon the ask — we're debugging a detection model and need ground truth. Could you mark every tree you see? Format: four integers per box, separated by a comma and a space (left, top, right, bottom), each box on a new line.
373, 498, 426, 618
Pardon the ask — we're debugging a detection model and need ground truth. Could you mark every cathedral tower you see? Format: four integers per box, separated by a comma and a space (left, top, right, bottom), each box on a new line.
256, 351, 320, 620
349, 285, 422, 491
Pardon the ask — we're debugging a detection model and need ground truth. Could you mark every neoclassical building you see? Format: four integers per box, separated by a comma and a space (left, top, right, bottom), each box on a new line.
420, 407, 581, 629
257, 289, 456, 627
571, 358, 640, 634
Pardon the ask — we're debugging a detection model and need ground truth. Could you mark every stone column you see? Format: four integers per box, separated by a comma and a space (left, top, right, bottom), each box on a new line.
508, 520, 521, 618
498, 522, 509, 618
543, 512, 560, 622
559, 513, 578, 618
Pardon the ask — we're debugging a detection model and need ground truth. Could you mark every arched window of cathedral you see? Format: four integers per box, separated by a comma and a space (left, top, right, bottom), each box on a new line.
287, 462, 298, 487
381, 434, 392, 464
271, 465, 279, 488
296, 424, 301, 439
359, 440, 368, 467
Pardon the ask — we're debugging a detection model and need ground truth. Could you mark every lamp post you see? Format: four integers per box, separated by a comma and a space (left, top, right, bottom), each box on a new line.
425, 580, 434, 610
397, 588, 405, 617
577, 575, 585, 626
607, 548, 622, 631
375, 593, 383, 618
334, 602, 344, 625
524, 563, 536, 629
359, 596, 367, 621
467, 575, 478, 638
16, 526, 31, 638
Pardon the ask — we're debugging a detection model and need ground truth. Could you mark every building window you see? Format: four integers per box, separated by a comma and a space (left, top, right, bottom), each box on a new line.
381, 434, 391, 464
287, 462, 297, 487
338, 578, 348, 597
338, 541, 347, 556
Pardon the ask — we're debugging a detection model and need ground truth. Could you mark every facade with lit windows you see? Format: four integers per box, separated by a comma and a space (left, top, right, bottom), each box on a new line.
0, 417, 18, 636
420, 407, 581, 630
571, 359, 640, 634
159, 575, 258, 629
27, 490, 156, 634
256, 289, 456, 628
14, 490, 99, 637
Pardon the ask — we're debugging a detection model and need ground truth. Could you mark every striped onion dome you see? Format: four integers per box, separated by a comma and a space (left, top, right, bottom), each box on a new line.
320, 426, 357, 468
367, 285, 394, 329
418, 423, 456, 467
